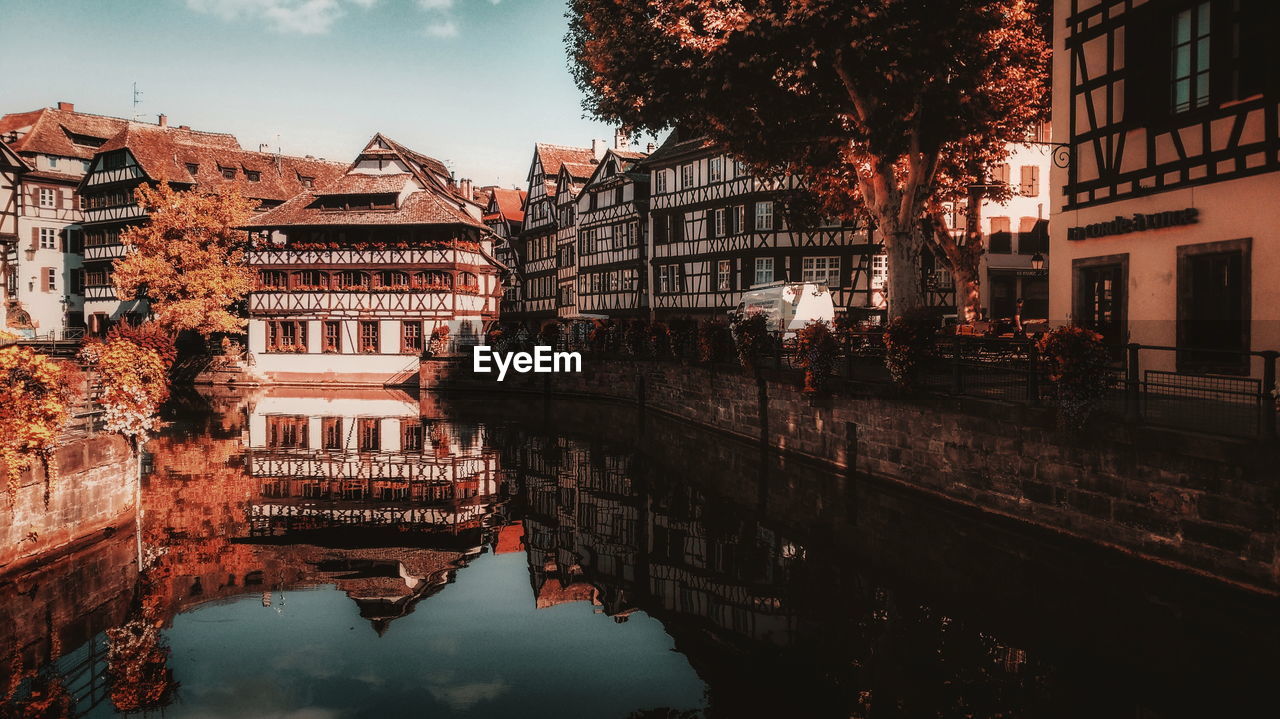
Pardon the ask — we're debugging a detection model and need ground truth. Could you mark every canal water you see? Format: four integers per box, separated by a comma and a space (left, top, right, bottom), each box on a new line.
2, 387, 1277, 718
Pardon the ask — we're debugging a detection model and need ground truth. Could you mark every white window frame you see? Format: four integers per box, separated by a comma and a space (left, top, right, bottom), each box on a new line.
754, 257, 774, 287
754, 201, 774, 231
39, 227, 58, 250
38, 188, 55, 209
708, 156, 723, 183
733, 205, 745, 234
802, 256, 841, 287
680, 163, 695, 189
714, 209, 726, 238
654, 170, 668, 193
871, 254, 888, 290
44, 267, 56, 291
717, 259, 732, 292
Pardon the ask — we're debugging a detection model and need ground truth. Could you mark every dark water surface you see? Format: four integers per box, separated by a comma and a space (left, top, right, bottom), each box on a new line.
2, 388, 1277, 718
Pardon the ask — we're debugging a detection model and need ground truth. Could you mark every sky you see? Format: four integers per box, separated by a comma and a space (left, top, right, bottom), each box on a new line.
0, 0, 650, 188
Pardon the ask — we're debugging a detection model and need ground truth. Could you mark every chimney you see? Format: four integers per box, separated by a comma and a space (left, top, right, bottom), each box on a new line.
158, 114, 168, 128
57, 102, 74, 112
646, 142, 656, 154
614, 128, 629, 150
259, 143, 271, 153
459, 178, 473, 198
591, 138, 607, 161
178, 125, 190, 130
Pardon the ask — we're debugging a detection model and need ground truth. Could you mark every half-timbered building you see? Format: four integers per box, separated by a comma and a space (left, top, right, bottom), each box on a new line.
574, 147, 649, 318
644, 130, 881, 320
514, 143, 599, 323
0, 139, 28, 333
1051, 0, 1279, 375
77, 118, 344, 332
481, 187, 526, 316
0, 102, 130, 334
240, 134, 502, 385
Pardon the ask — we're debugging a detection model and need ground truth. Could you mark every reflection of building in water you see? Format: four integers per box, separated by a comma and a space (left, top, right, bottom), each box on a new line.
245, 388, 503, 539
512, 431, 800, 644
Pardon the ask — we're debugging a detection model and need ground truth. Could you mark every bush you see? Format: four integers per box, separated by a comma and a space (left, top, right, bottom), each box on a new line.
697, 321, 732, 364
0, 346, 78, 495
669, 319, 699, 363
538, 322, 560, 349
427, 325, 450, 356
795, 321, 840, 394
1037, 325, 1113, 431
730, 311, 771, 371
883, 307, 938, 390
645, 322, 672, 359
106, 321, 177, 370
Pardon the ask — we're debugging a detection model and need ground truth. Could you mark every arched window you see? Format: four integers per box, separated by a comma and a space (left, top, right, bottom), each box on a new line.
457, 272, 479, 293
292, 270, 328, 289
259, 270, 287, 289
337, 270, 369, 289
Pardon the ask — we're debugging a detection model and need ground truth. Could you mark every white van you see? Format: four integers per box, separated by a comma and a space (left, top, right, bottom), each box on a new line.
734, 281, 836, 335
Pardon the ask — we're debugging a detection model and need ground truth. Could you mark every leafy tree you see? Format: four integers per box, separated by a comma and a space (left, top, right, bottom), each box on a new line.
568, 0, 1050, 318
113, 184, 257, 336
0, 345, 78, 497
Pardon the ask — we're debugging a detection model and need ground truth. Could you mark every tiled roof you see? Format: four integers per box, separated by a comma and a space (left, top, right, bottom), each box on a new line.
0, 106, 131, 161
641, 128, 717, 166
535, 143, 597, 181
314, 173, 414, 196
581, 148, 650, 191
244, 136, 482, 229
485, 187, 526, 223
96, 123, 345, 202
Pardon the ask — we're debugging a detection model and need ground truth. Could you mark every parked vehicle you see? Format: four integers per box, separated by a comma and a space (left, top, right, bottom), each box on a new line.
734, 282, 835, 336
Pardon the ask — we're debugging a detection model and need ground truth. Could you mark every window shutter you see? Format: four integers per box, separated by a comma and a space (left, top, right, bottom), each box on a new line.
839, 254, 852, 289
739, 257, 751, 289
42, 267, 52, 292
773, 256, 785, 282
790, 253, 803, 281
30, 227, 38, 250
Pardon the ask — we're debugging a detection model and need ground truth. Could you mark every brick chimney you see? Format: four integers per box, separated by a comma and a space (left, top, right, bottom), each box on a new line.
158, 114, 168, 128
57, 102, 74, 112
459, 178, 473, 199
591, 138, 608, 160
614, 128, 629, 150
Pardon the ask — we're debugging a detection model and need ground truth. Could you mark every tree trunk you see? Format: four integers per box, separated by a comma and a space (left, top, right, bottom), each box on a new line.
883, 223, 926, 320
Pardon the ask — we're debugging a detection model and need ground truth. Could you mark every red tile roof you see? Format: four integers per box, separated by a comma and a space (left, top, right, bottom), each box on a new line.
244, 134, 482, 229
535, 143, 597, 181
485, 187, 526, 223
0, 106, 131, 161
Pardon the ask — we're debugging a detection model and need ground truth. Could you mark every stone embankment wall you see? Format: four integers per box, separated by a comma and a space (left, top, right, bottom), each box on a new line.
423, 357, 1279, 594
1, 434, 137, 572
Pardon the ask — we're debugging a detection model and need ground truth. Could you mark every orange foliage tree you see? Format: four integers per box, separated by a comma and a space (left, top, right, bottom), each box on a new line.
113, 184, 257, 337
0, 346, 78, 497
80, 335, 171, 445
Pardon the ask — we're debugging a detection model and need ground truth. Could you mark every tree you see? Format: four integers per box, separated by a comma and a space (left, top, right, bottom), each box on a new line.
113, 184, 257, 336
0, 345, 78, 497
567, 0, 1049, 318
80, 332, 171, 445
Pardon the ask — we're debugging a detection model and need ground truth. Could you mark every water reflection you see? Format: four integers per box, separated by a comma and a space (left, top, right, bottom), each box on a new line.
1, 388, 1277, 718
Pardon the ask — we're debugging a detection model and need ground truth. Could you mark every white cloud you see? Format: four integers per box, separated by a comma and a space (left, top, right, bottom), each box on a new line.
423, 19, 459, 38
183, 0, 374, 35
416, 0, 455, 9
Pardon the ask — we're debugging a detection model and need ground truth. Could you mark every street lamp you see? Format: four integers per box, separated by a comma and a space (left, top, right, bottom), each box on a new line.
1030, 253, 1045, 270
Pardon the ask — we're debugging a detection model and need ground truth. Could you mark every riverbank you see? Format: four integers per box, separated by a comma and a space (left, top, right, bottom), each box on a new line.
422, 356, 1280, 594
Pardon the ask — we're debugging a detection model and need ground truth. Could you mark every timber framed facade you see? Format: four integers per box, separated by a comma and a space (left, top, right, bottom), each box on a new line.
574, 148, 649, 318
481, 187, 526, 316
241, 134, 501, 385
1050, 0, 1279, 375
644, 131, 882, 320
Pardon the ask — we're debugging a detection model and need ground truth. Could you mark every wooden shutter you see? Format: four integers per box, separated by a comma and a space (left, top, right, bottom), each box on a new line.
739, 257, 751, 289
30, 226, 38, 250
41, 267, 52, 292
790, 253, 804, 281
839, 253, 852, 289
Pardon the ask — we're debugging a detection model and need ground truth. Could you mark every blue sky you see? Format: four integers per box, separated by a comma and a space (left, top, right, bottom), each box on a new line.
0, 0, 648, 187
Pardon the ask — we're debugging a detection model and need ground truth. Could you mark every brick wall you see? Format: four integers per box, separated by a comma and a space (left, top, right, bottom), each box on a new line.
1, 434, 138, 572
423, 356, 1279, 592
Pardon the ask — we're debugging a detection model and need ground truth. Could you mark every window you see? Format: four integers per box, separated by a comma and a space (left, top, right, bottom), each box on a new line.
185, 163, 199, 176
458, 272, 479, 292
871, 254, 888, 290
733, 159, 747, 177
38, 188, 55, 208
708, 157, 723, 183
680, 163, 695, 189
401, 321, 422, 354
219, 166, 236, 179
657, 264, 683, 294
1177, 239, 1249, 373
416, 271, 451, 289
360, 321, 380, 353
299, 175, 315, 188
294, 270, 328, 289
267, 320, 307, 352
245, 170, 261, 182
717, 259, 732, 292
323, 321, 341, 353
802, 256, 841, 287
48, 157, 57, 170
988, 217, 1013, 254
1073, 255, 1128, 348
733, 205, 745, 234
258, 270, 287, 288
714, 209, 726, 238
754, 202, 774, 231
71, 268, 84, 294
1171, 2, 1212, 113
358, 418, 381, 452
654, 170, 667, 193
39, 227, 58, 250
321, 417, 343, 450
43, 267, 56, 292
338, 270, 369, 289
754, 257, 774, 286
1019, 165, 1040, 196
402, 420, 423, 452
267, 415, 308, 449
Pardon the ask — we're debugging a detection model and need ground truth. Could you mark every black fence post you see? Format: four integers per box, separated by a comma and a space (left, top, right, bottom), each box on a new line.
1125, 343, 1141, 424
1027, 341, 1041, 406
951, 338, 964, 395
1261, 350, 1277, 442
